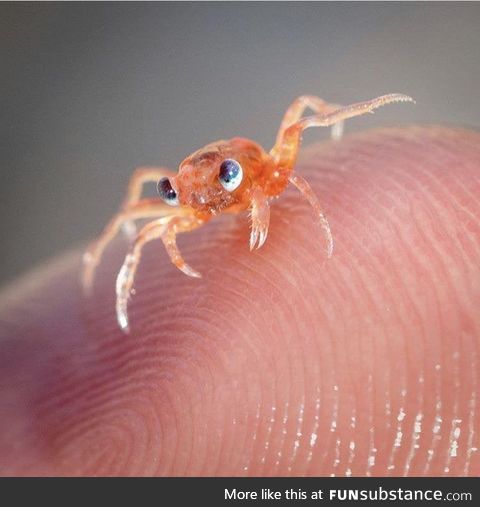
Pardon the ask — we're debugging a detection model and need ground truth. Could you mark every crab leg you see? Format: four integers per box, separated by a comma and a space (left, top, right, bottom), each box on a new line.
275, 95, 344, 148
116, 214, 205, 333
289, 174, 333, 258
81, 198, 181, 293
120, 166, 176, 238
271, 94, 414, 170
249, 187, 270, 251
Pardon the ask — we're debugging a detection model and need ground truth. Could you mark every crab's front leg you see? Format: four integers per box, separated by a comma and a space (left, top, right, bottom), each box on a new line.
249, 187, 271, 251
116, 214, 205, 333
161, 215, 205, 278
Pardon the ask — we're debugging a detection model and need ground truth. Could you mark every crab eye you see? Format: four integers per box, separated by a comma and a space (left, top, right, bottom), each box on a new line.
157, 177, 179, 206
218, 159, 243, 192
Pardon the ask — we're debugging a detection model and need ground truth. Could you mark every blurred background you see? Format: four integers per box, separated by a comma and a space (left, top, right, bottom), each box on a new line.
1, 2, 479, 285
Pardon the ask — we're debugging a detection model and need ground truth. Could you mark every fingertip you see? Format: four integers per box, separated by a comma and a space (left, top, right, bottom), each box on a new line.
1, 125, 479, 476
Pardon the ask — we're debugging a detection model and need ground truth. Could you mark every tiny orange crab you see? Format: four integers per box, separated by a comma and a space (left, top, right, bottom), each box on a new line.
82, 93, 413, 332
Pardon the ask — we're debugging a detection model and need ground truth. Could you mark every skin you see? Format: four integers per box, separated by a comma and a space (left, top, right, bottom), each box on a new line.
0, 125, 479, 476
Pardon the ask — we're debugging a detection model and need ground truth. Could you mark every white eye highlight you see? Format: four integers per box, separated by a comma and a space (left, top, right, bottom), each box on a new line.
218, 159, 243, 192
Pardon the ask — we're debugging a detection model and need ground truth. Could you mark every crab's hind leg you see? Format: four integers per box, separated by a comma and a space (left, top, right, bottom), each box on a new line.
271, 94, 414, 168
275, 95, 344, 148
289, 174, 333, 258
81, 199, 179, 294
116, 214, 205, 333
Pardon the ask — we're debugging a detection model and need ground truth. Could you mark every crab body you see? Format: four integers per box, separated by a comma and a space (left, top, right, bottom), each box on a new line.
82, 93, 413, 332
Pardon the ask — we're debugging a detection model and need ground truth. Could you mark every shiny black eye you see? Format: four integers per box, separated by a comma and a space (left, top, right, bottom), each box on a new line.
157, 177, 179, 206
218, 159, 243, 191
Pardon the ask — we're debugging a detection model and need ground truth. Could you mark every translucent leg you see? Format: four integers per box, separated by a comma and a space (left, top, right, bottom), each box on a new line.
275, 95, 344, 148
120, 167, 176, 239
161, 216, 205, 278
272, 93, 414, 167
289, 174, 334, 258
81, 199, 180, 294
293, 94, 413, 132
115, 215, 205, 333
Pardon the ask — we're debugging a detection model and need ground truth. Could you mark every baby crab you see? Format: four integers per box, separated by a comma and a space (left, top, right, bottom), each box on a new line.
82, 93, 413, 332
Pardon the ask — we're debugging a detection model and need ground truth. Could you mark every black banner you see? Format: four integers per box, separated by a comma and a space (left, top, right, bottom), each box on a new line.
1, 477, 478, 506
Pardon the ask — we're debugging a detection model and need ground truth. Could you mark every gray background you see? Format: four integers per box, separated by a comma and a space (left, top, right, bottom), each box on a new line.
1, 2, 480, 285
